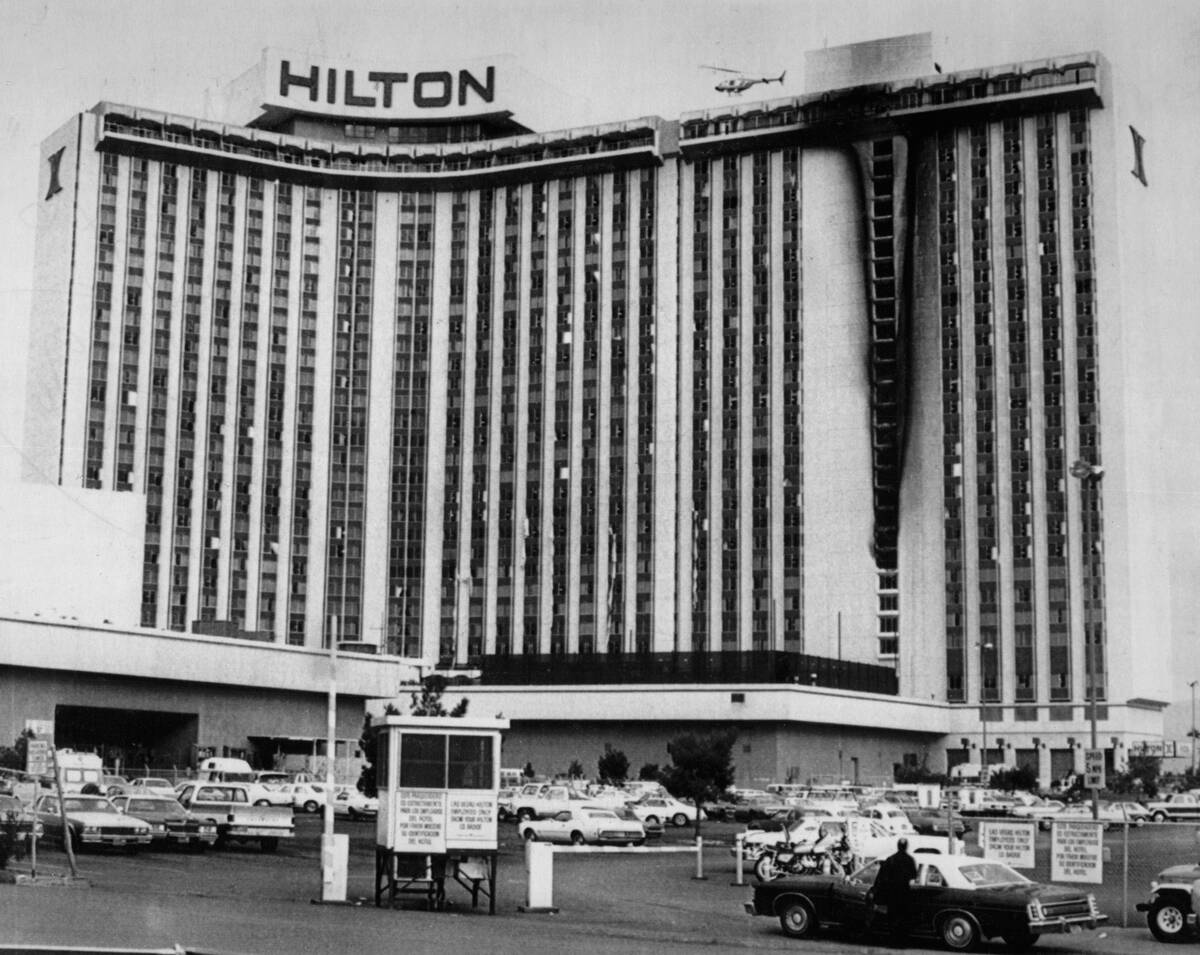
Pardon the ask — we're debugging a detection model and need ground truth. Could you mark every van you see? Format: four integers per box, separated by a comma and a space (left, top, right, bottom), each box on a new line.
54, 749, 104, 793
197, 757, 257, 784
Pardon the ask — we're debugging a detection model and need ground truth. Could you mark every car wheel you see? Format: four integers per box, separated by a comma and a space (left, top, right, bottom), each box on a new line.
254, 799, 270, 807
777, 899, 816, 938
303, 800, 319, 814
1154, 811, 1168, 823
517, 808, 535, 822
939, 912, 981, 952
632, 838, 645, 847
1148, 897, 1191, 942
1003, 929, 1039, 951
644, 815, 659, 826
522, 828, 537, 842
754, 854, 778, 883
570, 831, 586, 846
671, 813, 689, 828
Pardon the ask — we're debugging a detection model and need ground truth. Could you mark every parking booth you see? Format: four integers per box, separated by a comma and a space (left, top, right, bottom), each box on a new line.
372, 714, 509, 913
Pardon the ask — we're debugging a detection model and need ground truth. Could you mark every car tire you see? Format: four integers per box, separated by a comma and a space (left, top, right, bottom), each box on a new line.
254, 799, 270, 807
939, 912, 981, 952
644, 815, 659, 826
754, 854, 778, 883
260, 837, 279, 853
522, 828, 537, 842
570, 831, 586, 846
517, 808, 535, 822
777, 899, 816, 939
632, 838, 645, 847
348, 808, 360, 821
303, 800, 319, 814
1003, 929, 1039, 951
671, 813, 689, 828
1148, 897, 1191, 942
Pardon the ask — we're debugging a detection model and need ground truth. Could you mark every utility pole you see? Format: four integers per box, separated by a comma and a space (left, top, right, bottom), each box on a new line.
1190, 680, 1198, 775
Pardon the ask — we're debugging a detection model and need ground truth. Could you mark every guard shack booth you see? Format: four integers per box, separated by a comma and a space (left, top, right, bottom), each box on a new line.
373, 714, 509, 912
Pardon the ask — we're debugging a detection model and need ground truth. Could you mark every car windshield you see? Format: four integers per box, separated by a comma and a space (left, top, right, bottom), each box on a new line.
585, 810, 618, 820
139, 778, 171, 787
958, 862, 1031, 887
63, 797, 117, 813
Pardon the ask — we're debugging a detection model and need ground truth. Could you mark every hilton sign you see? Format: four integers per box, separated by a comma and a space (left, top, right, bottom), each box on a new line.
258, 51, 507, 122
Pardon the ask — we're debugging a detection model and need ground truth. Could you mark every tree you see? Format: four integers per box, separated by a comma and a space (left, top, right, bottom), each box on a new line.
356, 704, 399, 797
597, 745, 630, 786
522, 761, 536, 780
566, 759, 585, 780
409, 675, 469, 717
1108, 754, 1161, 798
659, 730, 736, 838
987, 765, 1038, 793
638, 762, 661, 781
0, 730, 33, 772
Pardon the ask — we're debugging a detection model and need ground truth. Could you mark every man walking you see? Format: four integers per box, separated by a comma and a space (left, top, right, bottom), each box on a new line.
872, 837, 918, 946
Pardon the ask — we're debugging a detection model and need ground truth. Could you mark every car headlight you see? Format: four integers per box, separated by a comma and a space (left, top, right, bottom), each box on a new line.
137, 826, 150, 835
1027, 901, 1043, 921
152, 824, 166, 833
81, 825, 98, 834
1088, 894, 1101, 917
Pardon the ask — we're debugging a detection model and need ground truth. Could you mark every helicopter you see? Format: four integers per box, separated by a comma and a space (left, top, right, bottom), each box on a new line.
703, 66, 787, 95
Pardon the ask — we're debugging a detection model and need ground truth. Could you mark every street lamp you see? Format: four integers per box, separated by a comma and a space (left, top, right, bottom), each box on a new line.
1190, 680, 1198, 775
1070, 459, 1104, 822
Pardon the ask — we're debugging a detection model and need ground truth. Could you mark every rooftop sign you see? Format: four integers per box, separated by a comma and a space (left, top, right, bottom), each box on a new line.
252, 49, 512, 124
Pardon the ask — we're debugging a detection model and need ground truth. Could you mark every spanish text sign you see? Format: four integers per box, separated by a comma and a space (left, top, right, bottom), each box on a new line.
1051, 820, 1103, 883
394, 789, 447, 853
979, 820, 1036, 868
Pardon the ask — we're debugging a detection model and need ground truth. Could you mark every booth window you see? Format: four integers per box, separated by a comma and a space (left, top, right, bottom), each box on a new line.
448, 735, 493, 789
400, 734, 446, 788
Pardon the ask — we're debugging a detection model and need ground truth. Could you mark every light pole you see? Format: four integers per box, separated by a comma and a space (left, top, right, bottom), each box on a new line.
1190, 680, 1198, 776
1069, 459, 1104, 821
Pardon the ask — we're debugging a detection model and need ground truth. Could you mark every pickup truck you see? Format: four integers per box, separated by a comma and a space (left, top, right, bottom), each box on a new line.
175, 782, 294, 852
512, 784, 593, 821
1146, 792, 1200, 822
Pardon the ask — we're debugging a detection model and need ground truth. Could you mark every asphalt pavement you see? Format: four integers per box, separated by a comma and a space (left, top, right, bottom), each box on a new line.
0, 814, 1184, 955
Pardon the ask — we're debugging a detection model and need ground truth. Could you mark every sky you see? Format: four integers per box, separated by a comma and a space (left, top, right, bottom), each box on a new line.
0, 0, 1197, 479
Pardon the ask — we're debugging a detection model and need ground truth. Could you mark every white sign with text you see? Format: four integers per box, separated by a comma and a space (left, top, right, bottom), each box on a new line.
1051, 820, 1103, 884
979, 820, 1036, 869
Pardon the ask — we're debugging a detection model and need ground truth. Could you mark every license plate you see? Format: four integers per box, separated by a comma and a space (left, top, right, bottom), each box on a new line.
113, 838, 126, 845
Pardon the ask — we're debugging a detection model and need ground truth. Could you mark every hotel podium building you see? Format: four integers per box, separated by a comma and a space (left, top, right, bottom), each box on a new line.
18, 39, 1186, 781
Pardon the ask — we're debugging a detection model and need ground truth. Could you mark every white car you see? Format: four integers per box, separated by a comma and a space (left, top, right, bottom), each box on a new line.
858, 803, 919, 837
518, 807, 646, 846
628, 795, 705, 827
275, 782, 330, 813
332, 787, 378, 819
125, 777, 178, 798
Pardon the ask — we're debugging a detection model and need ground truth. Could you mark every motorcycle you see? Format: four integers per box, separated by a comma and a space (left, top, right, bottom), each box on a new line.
753, 829, 855, 882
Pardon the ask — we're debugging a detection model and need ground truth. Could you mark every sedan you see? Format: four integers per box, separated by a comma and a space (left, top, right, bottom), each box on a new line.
332, 787, 378, 820
275, 782, 331, 813
124, 777, 178, 798
518, 807, 646, 846
746, 853, 1107, 950
1053, 801, 1149, 829
628, 795, 704, 828
109, 794, 218, 849
33, 794, 152, 851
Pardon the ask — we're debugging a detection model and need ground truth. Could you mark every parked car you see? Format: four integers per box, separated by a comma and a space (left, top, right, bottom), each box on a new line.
628, 795, 704, 828
745, 853, 1107, 949
735, 815, 959, 865
1147, 792, 1200, 822
175, 782, 294, 852
1053, 801, 1150, 829
124, 777, 178, 798
1136, 860, 1200, 941
275, 782, 330, 813
731, 794, 792, 823
32, 793, 152, 851
906, 805, 970, 836
518, 807, 646, 846
332, 786, 378, 820
0, 793, 44, 850
109, 794, 218, 850
1011, 796, 1065, 826
102, 774, 129, 797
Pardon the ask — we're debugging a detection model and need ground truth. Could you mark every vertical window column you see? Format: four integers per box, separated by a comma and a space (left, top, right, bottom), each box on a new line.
780, 148, 802, 651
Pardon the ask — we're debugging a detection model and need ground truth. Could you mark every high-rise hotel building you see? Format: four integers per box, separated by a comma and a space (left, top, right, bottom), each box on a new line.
23, 38, 1183, 770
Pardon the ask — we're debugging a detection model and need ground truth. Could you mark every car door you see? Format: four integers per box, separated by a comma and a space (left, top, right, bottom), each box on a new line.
830, 860, 879, 926
909, 860, 953, 936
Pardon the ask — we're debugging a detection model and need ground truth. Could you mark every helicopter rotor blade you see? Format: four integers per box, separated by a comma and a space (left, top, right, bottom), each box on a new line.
701, 64, 744, 74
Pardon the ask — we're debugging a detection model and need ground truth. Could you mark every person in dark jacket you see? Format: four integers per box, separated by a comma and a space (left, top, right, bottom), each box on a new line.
872, 837, 918, 946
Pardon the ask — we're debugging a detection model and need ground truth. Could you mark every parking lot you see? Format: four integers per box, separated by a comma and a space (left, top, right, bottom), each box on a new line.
1, 811, 1194, 953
